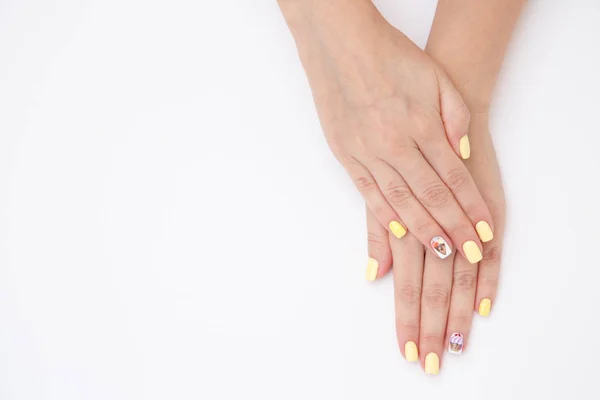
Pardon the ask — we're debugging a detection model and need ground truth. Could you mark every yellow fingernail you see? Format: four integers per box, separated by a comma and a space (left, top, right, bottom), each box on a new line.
366, 258, 379, 281
459, 135, 471, 159
425, 352, 440, 375
479, 298, 492, 317
476, 221, 494, 243
404, 341, 419, 362
389, 220, 407, 239
463, 240, 483, 264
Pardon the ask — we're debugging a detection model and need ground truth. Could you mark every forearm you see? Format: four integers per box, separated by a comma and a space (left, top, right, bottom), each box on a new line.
277, 0, 386, 60
426, 0, 527, 113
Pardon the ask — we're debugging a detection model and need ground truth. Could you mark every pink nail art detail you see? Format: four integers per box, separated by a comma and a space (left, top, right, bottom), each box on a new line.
448, 332, 464, 354
431, 236, 452, 259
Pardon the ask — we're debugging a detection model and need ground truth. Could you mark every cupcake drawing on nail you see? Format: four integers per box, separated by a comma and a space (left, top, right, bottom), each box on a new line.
448, 333, 464, 354
431, 236, 452, 259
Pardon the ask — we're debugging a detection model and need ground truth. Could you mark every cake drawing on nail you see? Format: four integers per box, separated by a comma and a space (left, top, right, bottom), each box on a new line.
448, 332, 464, 354
431, 236, 452, 259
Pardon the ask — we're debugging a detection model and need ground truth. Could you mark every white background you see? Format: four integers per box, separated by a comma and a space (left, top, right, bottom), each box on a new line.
0, 1, 599, 399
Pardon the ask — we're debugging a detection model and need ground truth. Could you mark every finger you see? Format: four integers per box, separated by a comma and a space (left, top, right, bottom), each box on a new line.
344, 157, 408, 241
365, 159, 454, 261
445, 254, 477, 355
365, 205, 392, 281
419, 251, 454, 375
416, 127, 495, 245
476, 233, 504, 317
391, 233, 424, 363
388, 148, 484, 264
438, 71, 471, 160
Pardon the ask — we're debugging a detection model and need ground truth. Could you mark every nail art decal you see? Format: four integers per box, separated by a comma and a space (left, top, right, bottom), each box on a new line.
431, 236, 452, 259
448, 333, 464, 354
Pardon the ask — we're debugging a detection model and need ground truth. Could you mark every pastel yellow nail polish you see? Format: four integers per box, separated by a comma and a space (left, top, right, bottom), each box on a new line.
459, 135, 471, 160
476, 221, 494, 243
389, 221, 407, 239
479, 298, 492, 317
404, 341, 419, 362
463, 240, 483, 264
425, 352, 440, 375
366, 258, 379, 281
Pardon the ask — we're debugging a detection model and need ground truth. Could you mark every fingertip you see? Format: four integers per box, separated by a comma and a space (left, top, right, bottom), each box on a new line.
475, 221, 494, 242
459, 135, 471, 159
366, 257, 380, 281
478, 298, 492, 317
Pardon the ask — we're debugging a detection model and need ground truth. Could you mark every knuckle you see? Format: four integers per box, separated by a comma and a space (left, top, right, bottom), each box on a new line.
395, 282, 422, 305
453, 269, 477, 290
423, 284, 450, 309
367, 231, 387, 250
419, 182, 451, 208
387, 142, 416, 159
445, 168, 471, 193
415, 219, 436, 236
385, 183, 412, 208
482, 245, 502, 264
355, 176, 377, 192
454, 102, 471, 125
421, 334, 444, 346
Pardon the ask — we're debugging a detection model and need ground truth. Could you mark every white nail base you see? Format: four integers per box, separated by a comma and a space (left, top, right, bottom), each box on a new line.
431, 236, 452, 259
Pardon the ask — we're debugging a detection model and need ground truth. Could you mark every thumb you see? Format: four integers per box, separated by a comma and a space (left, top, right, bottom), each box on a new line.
438, 71, 472, 160
366, 205, 393, 281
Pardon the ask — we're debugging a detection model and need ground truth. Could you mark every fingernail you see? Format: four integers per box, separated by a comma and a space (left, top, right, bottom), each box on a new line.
404, 341, 419, 362
462, 240, 483, 264
476, 221, 494, 242
459, 135, 471, 159
430, 236, 452, 259
366, 258, 379, 281
388, 220, 407, 239
425, 352, 440, 375
479, 298, 492, 317
448, 333, 464, 355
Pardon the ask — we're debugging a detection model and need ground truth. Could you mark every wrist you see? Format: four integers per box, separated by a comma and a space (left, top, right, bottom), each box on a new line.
278, 0, 383, 51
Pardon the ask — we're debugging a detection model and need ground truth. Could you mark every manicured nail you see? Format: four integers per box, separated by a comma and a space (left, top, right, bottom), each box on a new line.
366, 258, 379, 281
476, 221, 494, 243
448, 333, 464, 355
388, 220, 407, 239
425, 352, 440, 375
459, 135, 471, 159
462, 240, 483, 264
404, 341, 419, 362
430, 236, 452, 259
479, 298, 492, 317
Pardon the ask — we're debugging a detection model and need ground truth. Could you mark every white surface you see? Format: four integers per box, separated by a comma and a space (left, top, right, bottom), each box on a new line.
0, 1, 599, 399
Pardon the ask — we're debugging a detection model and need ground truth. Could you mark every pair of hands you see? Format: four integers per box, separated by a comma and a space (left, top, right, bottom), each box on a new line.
279, 0, 508, 374
366, 116, 505, 374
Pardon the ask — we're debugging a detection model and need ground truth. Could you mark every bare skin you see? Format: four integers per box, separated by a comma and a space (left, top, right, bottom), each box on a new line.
365, 0, 526, 374
278, 0, 494, 263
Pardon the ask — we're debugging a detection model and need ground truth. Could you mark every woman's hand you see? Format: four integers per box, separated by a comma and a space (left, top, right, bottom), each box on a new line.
366, 116, 506, 374
279, 0, 494, 262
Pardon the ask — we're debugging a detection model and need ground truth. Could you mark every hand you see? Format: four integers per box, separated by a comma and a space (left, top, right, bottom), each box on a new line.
366, 116, 506, 374
279, 0, 494, 263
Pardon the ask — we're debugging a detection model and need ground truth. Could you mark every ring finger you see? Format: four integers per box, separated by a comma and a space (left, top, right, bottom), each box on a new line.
445, 254, 478, 356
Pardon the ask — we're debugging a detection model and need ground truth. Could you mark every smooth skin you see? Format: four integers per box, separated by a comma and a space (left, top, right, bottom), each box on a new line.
367, 0, 526, 374
278, 0, 493, 262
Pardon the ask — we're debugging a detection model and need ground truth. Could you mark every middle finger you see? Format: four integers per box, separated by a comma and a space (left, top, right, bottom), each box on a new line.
419, 250, 454, 375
